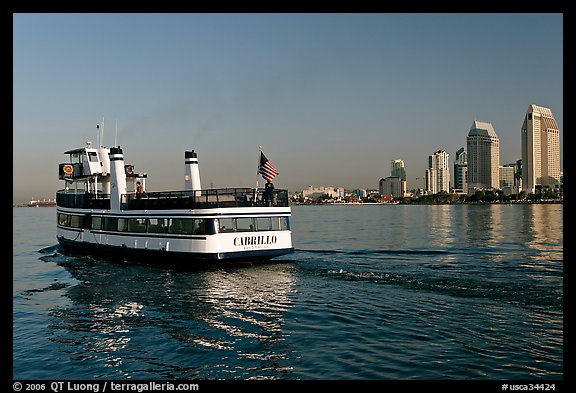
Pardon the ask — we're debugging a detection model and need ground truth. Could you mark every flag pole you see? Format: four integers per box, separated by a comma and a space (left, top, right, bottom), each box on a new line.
254, 146, 262, 203
256, 145, 262, 190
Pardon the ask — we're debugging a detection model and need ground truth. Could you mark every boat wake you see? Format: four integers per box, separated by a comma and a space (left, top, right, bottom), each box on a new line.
289, 248, 562, 310
295, 248, 450, 256
38, 244, 63, 254
38, 244, 103, 266
324, 267, 562, 310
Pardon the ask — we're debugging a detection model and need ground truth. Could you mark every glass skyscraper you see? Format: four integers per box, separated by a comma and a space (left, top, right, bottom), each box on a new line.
453, 147, 467, 193
467, 120, 500, 193
391, 159, 406, 181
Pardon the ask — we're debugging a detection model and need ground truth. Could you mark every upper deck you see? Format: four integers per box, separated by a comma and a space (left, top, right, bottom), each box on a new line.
56, 187, 290, 211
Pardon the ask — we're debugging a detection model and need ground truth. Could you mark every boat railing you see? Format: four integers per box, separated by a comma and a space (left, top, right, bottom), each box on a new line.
123, 187, 289, 209
56, 190, 111, 209
56, 188, 289, 210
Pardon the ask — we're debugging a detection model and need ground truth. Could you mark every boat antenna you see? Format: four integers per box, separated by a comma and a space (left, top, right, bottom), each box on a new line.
97, 116, 105, 148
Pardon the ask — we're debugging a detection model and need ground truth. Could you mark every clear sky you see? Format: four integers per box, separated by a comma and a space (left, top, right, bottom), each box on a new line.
13, 13, 563, 203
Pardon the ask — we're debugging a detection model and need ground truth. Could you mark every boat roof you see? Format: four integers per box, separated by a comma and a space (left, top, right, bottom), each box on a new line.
64, 146, 103, 154
64, 147, 87, 154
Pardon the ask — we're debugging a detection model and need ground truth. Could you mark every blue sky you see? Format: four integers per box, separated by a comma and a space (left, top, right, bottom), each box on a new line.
13, 13, 563, 203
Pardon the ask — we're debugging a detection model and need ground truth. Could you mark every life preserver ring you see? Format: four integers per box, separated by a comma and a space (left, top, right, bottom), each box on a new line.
63, 164, 74, 175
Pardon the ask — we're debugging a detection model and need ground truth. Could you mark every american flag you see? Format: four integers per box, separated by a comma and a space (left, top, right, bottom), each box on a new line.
259, 151, 279, 182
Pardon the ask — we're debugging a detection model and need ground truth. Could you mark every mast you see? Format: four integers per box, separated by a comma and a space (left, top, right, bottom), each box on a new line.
98, 116, 105, 148
96, 117, 111, 194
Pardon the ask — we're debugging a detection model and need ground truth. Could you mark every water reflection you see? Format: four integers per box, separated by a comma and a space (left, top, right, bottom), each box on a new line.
463, 204, 499, 249
518, 204, 563, 272
425, 205, 455, 249
44, 256, 296, 379
520, 204, 563, 253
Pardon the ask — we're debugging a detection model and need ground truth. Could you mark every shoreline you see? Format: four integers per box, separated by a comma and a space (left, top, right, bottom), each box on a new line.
291, 200, 562, 206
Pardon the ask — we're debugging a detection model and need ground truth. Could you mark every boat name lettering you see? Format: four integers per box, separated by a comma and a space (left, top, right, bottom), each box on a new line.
234, 235, 277, 246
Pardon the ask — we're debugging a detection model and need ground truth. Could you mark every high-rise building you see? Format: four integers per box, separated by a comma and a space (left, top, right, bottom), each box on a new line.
515, 159, 523, 190
453, 147, 468, 193
425, 150, 450, 194
379, 176, 406, 199
467, 120, 500, 193
499, 164, 516, 188
500, 163, 520, 196
391, 159, 406, 181
521, 104, 561, 194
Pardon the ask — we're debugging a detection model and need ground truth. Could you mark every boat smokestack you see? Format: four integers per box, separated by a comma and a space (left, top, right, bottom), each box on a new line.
109, 146, 127, 211
98, 146, 111, 194
185, 150, 202, 196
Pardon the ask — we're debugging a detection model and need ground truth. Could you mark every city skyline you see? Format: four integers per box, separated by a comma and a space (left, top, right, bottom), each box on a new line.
13, 13, 563, 203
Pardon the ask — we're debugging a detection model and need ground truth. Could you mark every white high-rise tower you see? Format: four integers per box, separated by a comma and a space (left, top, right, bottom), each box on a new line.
425, 150, 450, 194
391, 159, 406, 180
521, 104, 561, 194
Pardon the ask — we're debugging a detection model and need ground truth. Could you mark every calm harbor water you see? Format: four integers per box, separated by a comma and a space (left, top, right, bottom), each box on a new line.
13, 204, 563, 381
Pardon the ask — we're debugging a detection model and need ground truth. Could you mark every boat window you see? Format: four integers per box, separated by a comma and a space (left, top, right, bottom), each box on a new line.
194, 219, 215, 235
148, 218, 168, 233
205, 219, 216, 235
194, 219, 205, 235
271, 217, 280, 231
69, 215, 83, 228
128, 218, 147, 233
58, 213, 69, 226
168, 218, 194, 235
92, 216, 102, 230
88, 151, 99, 162
236, 217, 254, 232
218, 218, 235, 233
256, 217, 272, 231
117, 218, 129, 232
103, 217, 118, 231
280, 217, 290, 231
83, 215, 92, 229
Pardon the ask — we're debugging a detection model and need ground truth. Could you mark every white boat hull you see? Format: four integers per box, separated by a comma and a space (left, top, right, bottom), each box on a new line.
56, 207, 294, 265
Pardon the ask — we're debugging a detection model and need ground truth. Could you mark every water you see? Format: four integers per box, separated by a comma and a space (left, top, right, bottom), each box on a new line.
12, 204, 563, 380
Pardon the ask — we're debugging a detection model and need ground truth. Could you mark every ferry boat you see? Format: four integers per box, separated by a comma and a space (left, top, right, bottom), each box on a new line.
28, 198, 56, 207
55, 134, 294, 265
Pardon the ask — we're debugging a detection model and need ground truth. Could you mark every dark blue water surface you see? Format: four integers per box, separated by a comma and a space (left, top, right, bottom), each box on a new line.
13, 204, 563, 380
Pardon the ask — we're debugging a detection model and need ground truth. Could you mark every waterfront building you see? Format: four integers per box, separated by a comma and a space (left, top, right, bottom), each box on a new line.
352, 189, 367, 198
515, 159, 523, 190
302, 185, 339, 199
499, 164, 519, 195
391, 159, 406, 181
467, 120, 500, 193
453, 147, 468, 194
499, 164, 515, 188
521, 104, 561, 194
379, 176, 406, 199
425, 149, 450, 194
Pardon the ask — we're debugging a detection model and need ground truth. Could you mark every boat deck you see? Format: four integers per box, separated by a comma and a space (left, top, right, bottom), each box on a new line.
56, 187, 289, 210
